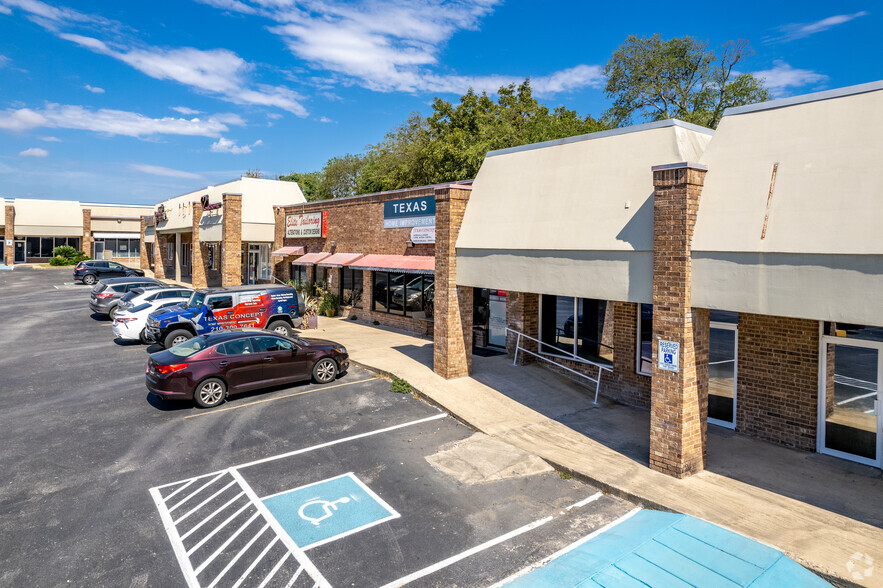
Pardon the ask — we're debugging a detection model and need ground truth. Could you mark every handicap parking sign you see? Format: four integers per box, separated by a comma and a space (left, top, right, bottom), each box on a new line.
658, 340, 680, 373
262, 472, 400, 550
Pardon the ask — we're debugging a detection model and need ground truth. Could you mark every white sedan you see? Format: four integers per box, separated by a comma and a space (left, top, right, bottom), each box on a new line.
112, 297, 190, 343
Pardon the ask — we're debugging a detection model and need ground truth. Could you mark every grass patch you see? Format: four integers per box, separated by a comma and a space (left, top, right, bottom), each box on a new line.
558, 471, 573, 480
390, 377, 412, 395
350, 315, 358, 320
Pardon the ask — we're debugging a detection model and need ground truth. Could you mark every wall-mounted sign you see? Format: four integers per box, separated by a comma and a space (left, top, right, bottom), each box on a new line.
200, 194, 223, 211
383, 196, 435, 228
410, 226, 435, 244
154, 204, 167, 224
658, 339, 680, 373
286, 211, 327, 238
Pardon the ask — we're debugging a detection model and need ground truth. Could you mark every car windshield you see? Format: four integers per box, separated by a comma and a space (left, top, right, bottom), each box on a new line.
129, 303, 151, 313
168, 335, 211, 357
187, 292, 206, 309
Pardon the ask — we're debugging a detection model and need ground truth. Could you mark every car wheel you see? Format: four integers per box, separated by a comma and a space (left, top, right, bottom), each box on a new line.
108, 305, 118, 320
83, 274, 97, 285
267, 319, 291, 337
164, 329, 192, 349
194, 378, 226, 408
312, 358, 338, 384
139, 328, 150, 345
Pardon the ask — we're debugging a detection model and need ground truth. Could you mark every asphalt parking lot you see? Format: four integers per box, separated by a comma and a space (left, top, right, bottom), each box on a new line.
0, 268, 632, 587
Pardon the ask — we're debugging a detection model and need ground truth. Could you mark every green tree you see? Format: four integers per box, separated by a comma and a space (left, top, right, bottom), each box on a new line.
358, 113, 431, 194
318, 154, 365, 200
603, 35, 771, 129
278, 170, 322, 201
243, 169, 263, 178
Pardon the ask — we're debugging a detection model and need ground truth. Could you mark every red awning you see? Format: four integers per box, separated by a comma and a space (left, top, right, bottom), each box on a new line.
270, 245, 306, 257
317, 253, 364, 268
349, 254, 434, 274
291, 252, 332, 265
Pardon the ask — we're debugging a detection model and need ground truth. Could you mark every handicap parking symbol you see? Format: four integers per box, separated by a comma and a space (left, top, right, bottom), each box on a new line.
262, 472, 400, 550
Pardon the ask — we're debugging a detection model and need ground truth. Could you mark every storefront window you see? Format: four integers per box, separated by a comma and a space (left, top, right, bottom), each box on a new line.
291, 265, 307, 288
259, 244, 271, 280
341, 267, 363, 308
372, 272, 434, 317
540, 296, 612, 364
373, 272, 390, 312
95, 238, 140, 259
637, 304, 653, 375
24, 236, 82, 257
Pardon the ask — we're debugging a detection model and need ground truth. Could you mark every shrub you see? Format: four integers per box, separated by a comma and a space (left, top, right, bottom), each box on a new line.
350, 315, 358, 321
52, 245, 77, 259
48, 256, 69, 266
390, 377, 412, 394
373, 320, 380, 325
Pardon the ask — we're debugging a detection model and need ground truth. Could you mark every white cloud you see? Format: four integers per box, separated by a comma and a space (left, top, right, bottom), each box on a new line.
318, 116, 334, 123
770, 11, 869, 42
20, 147, 48, 157
171, 106, 201, 115
193, 0, 257, 15
129, 163, 204, 180
0, 103, 231, 137
0, 4, 11, 14
84, 83, 104, 93
755, 61, 829, 95
210, 136, 262, 154
40, 135, 61, 142
0, 55, 8, 68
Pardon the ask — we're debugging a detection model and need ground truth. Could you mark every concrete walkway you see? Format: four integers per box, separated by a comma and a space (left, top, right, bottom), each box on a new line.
310, 316, 883, 587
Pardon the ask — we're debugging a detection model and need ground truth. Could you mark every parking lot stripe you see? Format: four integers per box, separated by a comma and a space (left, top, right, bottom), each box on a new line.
183, 378, 376, 420
194, 511, 263, 575
174, 481, 238, 525
235, 412, 448, 471
487, 507, 643, 588
565, 491, 603, 511
282, 565, 304, 588
163, 478, 197, 503
154, 471, 219, 492
182, 492, 248, 542
231, 536, 280, 588
377, 515, 555, 588
186, 501, 252, 556
228, 469, 331, 588
149, 487, 201, 588
206, 523, 270, 588
168, 472, 227, 512
256, 553, 291, 588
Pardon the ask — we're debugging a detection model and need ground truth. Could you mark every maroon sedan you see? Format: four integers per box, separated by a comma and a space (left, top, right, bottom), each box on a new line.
145, 328, 349, 408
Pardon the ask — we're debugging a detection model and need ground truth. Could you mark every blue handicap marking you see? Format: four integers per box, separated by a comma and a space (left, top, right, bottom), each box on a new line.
262, 472, 399, 550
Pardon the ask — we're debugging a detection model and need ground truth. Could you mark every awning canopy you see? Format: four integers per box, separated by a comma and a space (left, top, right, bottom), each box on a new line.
291, 252, 332, 265
93, 232, 140, 239
317, 253, 364, 267
271, 245, 306, 257
349, 254, 434, 274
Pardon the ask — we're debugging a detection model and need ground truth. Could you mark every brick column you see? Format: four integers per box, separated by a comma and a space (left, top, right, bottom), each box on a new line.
139, 216, 149, 271
4, 205, 14, 265
506, 291, 539, 365
191, 201, 207, 288
433, 185, 472, 379
221, 193, 242, 286
649, 162, 708, 478
154, 235, 167, 280
82, 209, 92, 258
272, 207, 290, 283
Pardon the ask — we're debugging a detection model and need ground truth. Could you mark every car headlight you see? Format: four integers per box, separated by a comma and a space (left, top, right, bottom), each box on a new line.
334, 346, 346, 355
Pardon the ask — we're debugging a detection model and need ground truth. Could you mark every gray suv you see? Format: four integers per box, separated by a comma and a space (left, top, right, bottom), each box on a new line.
89, 277, 164, 319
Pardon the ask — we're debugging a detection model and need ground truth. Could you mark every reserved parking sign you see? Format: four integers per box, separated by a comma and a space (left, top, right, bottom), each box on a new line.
658, 340, 680, 372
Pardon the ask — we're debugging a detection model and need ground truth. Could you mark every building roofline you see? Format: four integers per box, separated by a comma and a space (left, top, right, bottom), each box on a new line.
485, 119, 714, 158
272, 180, 473, 209
723, 80, 883, 117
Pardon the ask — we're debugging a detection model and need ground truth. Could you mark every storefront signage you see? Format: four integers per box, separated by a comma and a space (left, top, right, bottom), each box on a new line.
200, 195, 222, 211
383, 196, 435, 228
410, 226, 435, 244
286, 211, 327, 238
658, 340, 680, 373
154, 204, 167, 224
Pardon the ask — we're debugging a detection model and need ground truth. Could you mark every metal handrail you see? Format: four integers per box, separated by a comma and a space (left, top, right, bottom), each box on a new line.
505, 327, 611, 404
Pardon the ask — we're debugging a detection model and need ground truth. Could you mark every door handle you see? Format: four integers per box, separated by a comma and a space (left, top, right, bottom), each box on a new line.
263, 356, 273, 361
218, 361, 229, 367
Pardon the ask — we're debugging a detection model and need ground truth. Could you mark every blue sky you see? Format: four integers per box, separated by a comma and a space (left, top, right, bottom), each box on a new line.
0, 0, 878, 204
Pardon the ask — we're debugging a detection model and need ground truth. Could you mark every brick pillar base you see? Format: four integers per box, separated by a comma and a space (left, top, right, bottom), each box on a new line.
221, 193, 242, 286
649, 162, 708, 478
506, 291, 539, 365
82, 209, 93, 258
154, 236, 167, 280
139, 217, 149, 271
433, 185, 472, 379
4, 205, 14, 265
191, 202, 208, 288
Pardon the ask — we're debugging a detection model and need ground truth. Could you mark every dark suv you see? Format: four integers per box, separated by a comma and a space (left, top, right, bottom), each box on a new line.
74, 260, 145, 285
89, 277, 163, 319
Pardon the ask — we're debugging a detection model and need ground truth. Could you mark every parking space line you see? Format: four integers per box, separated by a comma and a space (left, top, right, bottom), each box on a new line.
150, 487, 202, 588
194, 511, 263, 575
163, 478, 198, 503
183, 378, 375, 420
174, 481, 238, 525
256, 553, 290, 588
378, 515, 554, 588
565, 491, 603, 511
182, 492, 248, 543
231, 536, 280, 588
185, 500, 251, 554
169, 473, 227, 513
154, 471, 219, 492
206, 523, 270, 588
487, 507, 643, 588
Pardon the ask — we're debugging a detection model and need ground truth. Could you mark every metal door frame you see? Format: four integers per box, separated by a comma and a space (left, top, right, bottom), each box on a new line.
13, 240, 26, 263
708, 321, 738, 430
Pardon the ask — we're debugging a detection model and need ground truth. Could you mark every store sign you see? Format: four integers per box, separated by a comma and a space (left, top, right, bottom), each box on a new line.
410, 226, 435, 244
286, 211, 327, 238
200, 194, 222, 211
154, 204, 167, 224
658, 340, 680, 373
383, 196, 435, 228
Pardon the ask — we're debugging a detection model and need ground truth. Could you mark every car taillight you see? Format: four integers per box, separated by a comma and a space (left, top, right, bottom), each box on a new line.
97, 292, 114, 299
155, 363, 188, 375
75, 263, 85, 269
115, 317, 136, 323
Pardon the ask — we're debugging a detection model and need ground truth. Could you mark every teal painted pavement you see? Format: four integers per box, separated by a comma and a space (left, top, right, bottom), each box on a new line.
505, 510, 830, 587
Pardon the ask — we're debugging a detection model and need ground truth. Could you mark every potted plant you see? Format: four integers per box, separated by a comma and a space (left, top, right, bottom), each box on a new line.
301, 296, 320, 329
318, 289, 340, 318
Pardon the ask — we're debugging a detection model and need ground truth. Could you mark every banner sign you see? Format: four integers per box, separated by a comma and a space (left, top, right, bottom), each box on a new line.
383, 196, 435, 228
658, 340, 680, 373
410, 226, 435, 244
286, 212, 327, 238
200, 194, 222, 211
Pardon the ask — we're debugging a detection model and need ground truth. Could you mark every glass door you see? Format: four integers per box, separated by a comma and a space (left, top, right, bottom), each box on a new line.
709, 315, 738, 429
819, 338, 881, 467
247, 247, 259, 285
14, 240, 26, 263
488, 291, 507, 348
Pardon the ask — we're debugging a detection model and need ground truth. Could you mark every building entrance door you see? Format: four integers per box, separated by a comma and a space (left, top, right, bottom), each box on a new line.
14, 240, 25, 263
94, 241, 105, 260
708, 322, 737, 428
819, 337, 882, 467
247, 248, 259, 285
488, 291, 507, 348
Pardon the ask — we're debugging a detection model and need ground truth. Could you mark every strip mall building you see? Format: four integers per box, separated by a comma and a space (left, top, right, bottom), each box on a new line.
273, 82, 883, 477
2, 199, 153, 266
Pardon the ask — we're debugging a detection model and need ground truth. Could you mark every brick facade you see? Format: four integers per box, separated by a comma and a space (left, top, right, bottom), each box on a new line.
505, 291, 539, 365
736, 313, 821, 450
191, 202, 207, 288
4, 205, 13, 265
649, 163, 709, 478
154, 235, 169, 280
608, 302, 652, 408
221, 193, 242, 286
140, 217, 150, 272
81, 209, 93, 258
